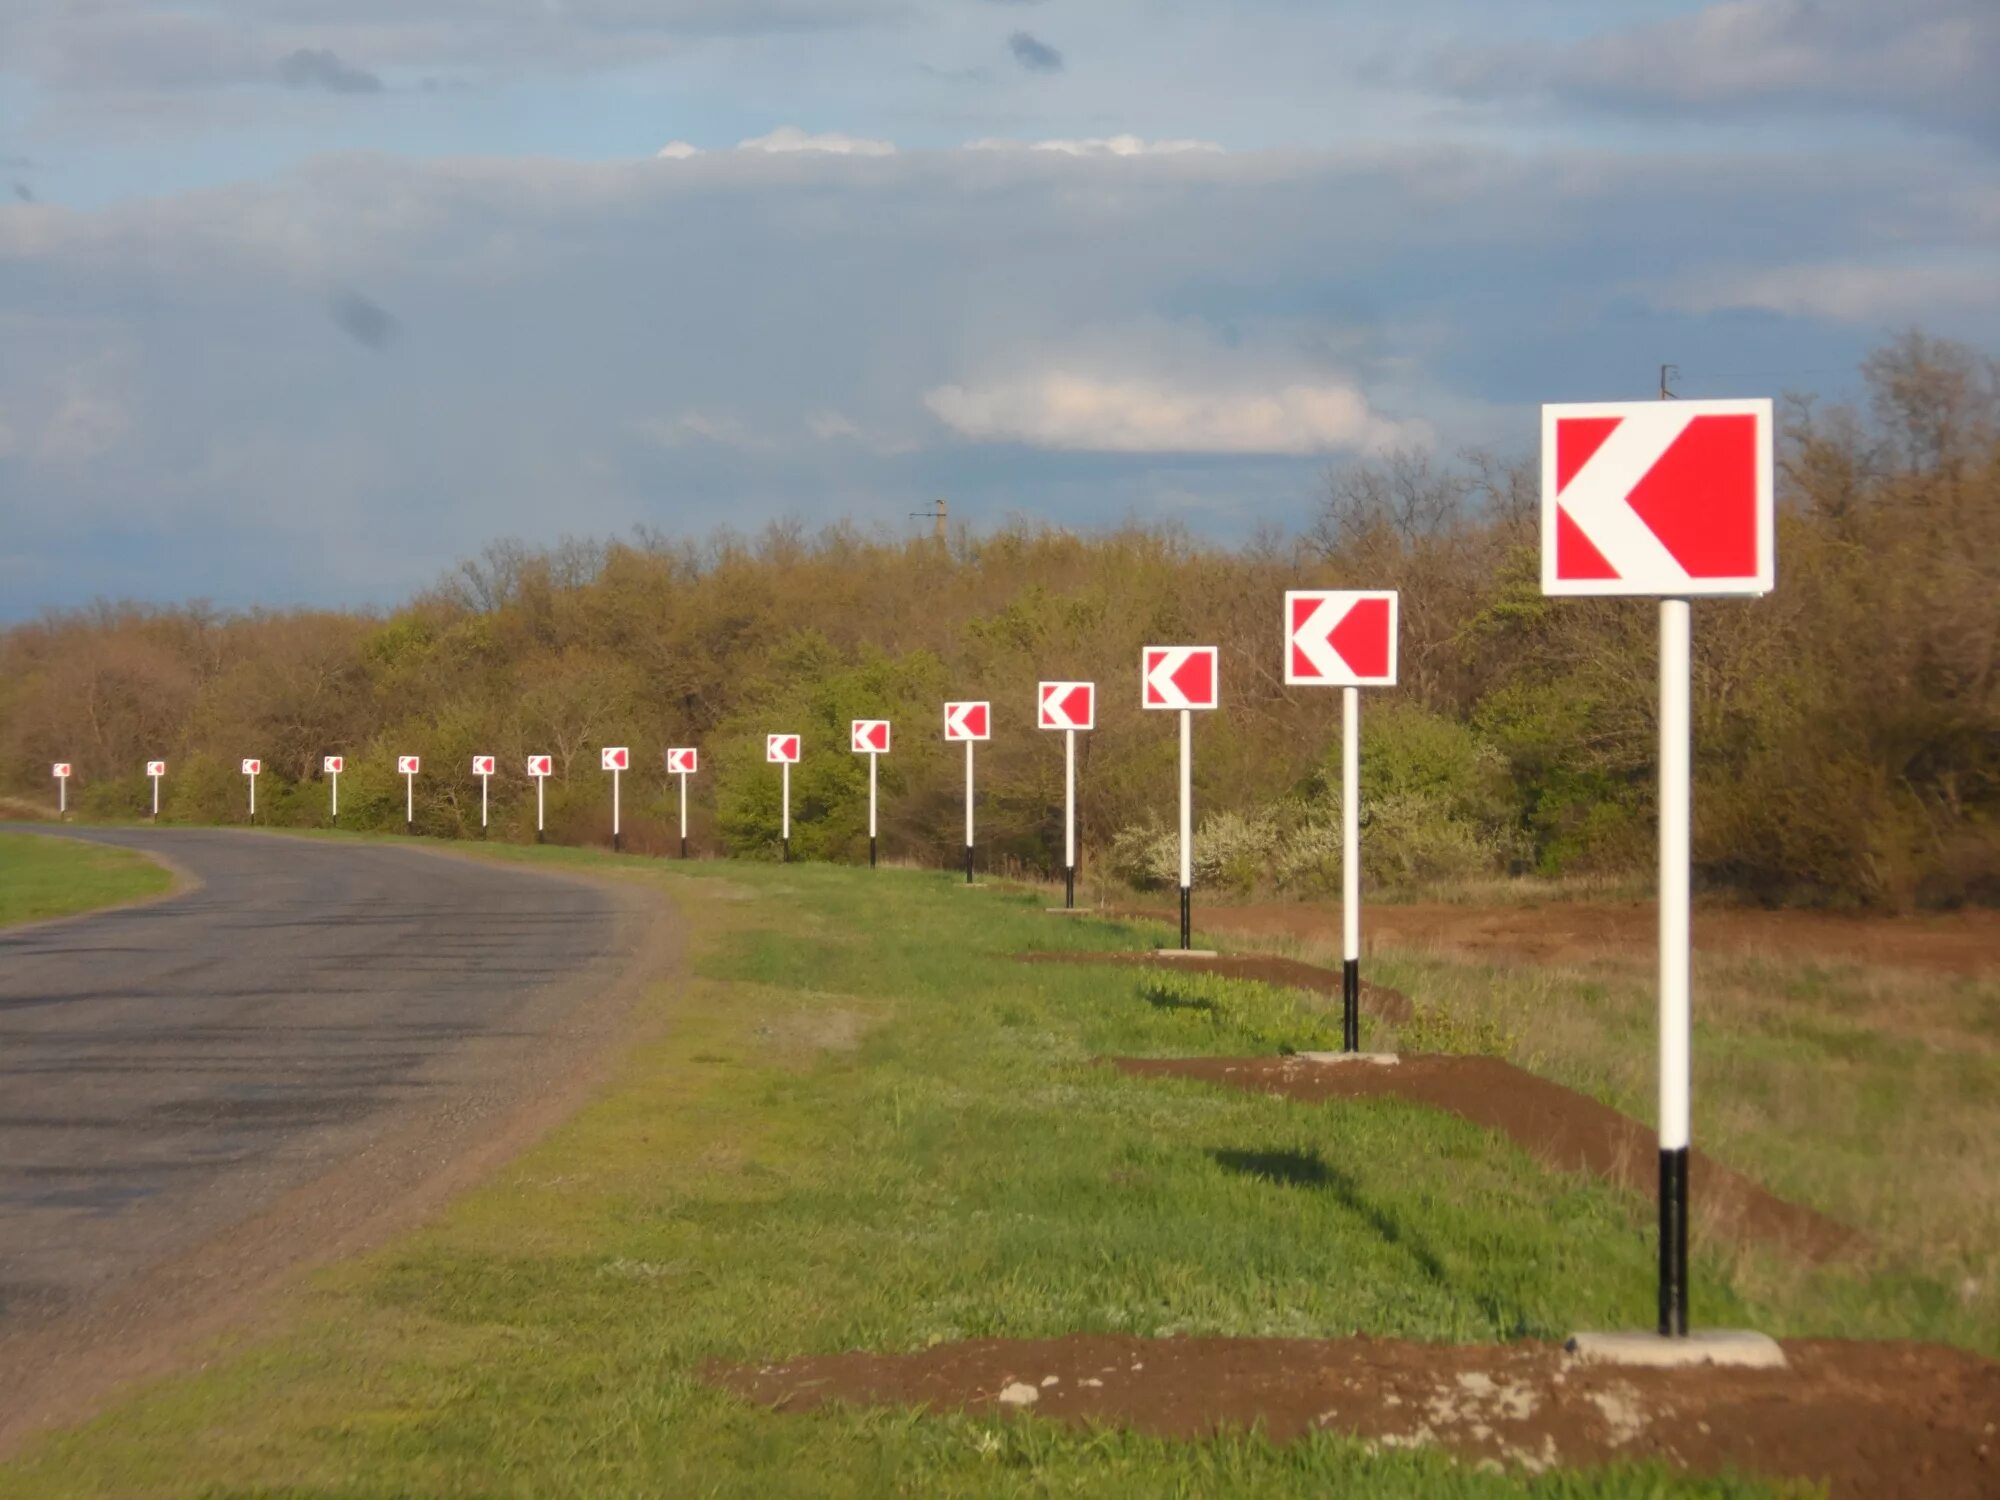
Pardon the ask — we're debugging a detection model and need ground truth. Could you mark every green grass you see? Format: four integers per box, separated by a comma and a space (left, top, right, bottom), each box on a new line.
0, 831, 174, 927
0, 845, 1959, 1495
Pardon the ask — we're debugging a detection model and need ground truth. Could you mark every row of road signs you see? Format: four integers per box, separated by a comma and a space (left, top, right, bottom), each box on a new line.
48, 396, 1767, 1351
92, 748, 701, 853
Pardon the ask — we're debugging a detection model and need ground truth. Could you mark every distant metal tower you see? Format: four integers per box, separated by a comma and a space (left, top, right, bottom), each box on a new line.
909, 497, 948, 545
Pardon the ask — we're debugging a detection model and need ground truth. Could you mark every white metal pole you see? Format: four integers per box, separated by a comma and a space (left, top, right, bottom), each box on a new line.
679, 772, 688, 841
868, 753, 879, 868
59, 777, 66, 816
1064, 727, 1077, 908
1178, 707, 1193, 949
248, 773, 256, 821
481, 774, 488, 829
964, 739, 976, 883
781, 760, 791, 860
151, 773, 159, 819
1659, 597, 1693, 1336
1343, 687, 1362, 1050
330, 771, 338, 822
612, 768, 621, 851
405, 771, 414, 829
536, 777, 545, 837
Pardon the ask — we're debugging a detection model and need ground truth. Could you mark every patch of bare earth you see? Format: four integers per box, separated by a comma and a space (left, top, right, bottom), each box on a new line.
1115, 901, 1998, 977
1111, 1055, 1856, 1260
1019, 951, 1414, 1025
710, 1332, 2000, 1498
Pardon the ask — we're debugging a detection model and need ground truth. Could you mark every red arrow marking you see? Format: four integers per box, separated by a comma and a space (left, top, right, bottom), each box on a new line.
1290, 596, 1319, 678
966, 705, 988, 736
1556, 415, 1622, 494
1625, 413, 1759, 578
870, 724, 889, 751
1169, 650, 1212, 705
1328, 595, 1391, 678
1556, 506, 1619, 580
1059, 685, 1090, 723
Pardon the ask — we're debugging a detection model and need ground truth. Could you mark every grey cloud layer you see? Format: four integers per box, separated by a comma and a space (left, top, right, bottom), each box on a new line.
1, 139, 1995, 611
0, 0, 896, 92
1440, 0, 2000, 139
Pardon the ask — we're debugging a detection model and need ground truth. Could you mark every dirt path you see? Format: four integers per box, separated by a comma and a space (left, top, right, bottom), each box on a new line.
1111, 1054, 1857, 1259
1116, 900, 1998, 976
713, 1332, 2000, 1497
0, 834, 680, 1457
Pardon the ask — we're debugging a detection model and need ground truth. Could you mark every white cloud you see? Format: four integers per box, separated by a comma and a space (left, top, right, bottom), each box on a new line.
636, 410, 774, 450
966, 134, 1225, 157
925, 370, 1422, 456
736, 126, 896, 156
655, 141, 703, 160
1667, 259, 2000, 324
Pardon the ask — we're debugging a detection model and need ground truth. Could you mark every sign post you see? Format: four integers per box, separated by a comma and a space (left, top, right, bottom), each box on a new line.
241, 758, 261, 822
1285, 590, 1400, 1052
323, 755, 344, 822
944, 702, 990, 883
146, 760, 166, 820
1037, 682, 1095, 907
601, 746, 630, 851
527, 755, 553, 842
52, 762, 71, 817
850, 721, 891, 867
767, 734, 800, 861
667, 748, 698, 857
397, 756, 421, 834
1142, 647, 1219, 949
1543, 395, 1775, 1357
472, 756, 496, 833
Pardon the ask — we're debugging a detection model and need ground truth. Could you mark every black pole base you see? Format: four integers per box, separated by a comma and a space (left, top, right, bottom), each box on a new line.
680, 836, 688, 860
405, 820, 414, 838
964, 845, 975, 884
1064, 866, 1076, 909
535, 829, 544, 844
612, 832, 622, 854
782, 836, 790, 863
1659, 1146, 1690, 1337
870, 836, 878, 869
1342, 958, 1361, 1052
1178, 886, 1191, 949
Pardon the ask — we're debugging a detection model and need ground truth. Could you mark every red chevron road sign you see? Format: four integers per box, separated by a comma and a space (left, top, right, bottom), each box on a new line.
1285, 590, 1399, 687
1142, 646, 1218, 711
944, 701, 990, 741
526, 754, 553, 777
766, 734, 800, 764
472, 755, 496, 776
1038, 681, 1094, 731
851, 720, 891, 754
1542, 399, 1773, 597
667, 747, 698, 774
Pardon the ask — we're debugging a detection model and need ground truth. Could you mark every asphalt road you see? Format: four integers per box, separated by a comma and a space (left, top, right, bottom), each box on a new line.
0, 828, 632, 1337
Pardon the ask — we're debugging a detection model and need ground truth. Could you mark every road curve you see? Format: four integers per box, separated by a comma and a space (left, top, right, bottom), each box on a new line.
0, 828, 639, 1342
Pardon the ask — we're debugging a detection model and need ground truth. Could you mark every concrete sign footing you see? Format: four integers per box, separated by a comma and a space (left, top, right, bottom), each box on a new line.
1297, 1051, 1400, 1066
1565, 1330, 1786, 1370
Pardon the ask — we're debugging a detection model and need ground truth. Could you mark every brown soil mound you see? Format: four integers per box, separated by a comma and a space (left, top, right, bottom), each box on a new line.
1111, 1054, 1857, 1260
1019, 951, 1414, 1025
1113, 901, 1999, 977
711, 1332, 2000, 1498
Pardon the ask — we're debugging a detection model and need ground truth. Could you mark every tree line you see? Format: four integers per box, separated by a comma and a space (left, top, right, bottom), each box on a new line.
3, 334, 1994, 909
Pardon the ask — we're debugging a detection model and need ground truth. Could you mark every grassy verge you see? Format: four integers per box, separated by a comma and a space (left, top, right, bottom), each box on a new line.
0, 831, 175, 928
0, 846, 1969, 1495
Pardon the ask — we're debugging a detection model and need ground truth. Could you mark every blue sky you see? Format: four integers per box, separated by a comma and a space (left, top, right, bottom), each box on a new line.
1, 0, 1996, 614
